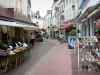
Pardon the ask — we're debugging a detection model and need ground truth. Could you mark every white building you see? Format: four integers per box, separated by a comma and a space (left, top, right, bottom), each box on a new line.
43, 10, 52, 36
0, 0, 31, 17
51, 0, 65, 28
64, 0, 79, 22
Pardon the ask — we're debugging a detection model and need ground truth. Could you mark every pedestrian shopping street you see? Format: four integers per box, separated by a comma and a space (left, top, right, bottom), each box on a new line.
1, 39, 100, 75
1, 0, 100, 75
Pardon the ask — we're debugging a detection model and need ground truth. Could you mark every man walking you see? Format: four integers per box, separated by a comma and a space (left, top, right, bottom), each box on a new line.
59, 33, 64, 43
30, 33, 35, 46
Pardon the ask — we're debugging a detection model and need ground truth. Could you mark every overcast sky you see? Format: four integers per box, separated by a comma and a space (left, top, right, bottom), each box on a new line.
31, 0, 53, 17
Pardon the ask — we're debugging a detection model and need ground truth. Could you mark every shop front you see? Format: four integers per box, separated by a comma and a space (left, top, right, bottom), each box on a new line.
77, 3, 100, 72
0, 20, 25, 45
59, 23, 76, 42
0, 7, 39, 73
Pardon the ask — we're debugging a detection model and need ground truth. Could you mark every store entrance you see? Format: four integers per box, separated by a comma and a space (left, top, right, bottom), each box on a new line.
14, 28, 22, 36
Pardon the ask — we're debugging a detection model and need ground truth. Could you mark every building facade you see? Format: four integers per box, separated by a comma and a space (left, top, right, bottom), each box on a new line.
0, 0, 37, 45
78, 0, 100, 37
31, 11, 43, 29
64, 0, 79, 22
0, 0, 31, 18
43, 10, 52, 37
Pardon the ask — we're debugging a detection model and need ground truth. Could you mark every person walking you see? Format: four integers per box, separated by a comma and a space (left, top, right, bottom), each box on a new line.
30, 33, 35, 46
59, 33, 64, 43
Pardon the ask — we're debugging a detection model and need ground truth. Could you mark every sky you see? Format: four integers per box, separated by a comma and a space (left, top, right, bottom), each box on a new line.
31, 0, 53, 17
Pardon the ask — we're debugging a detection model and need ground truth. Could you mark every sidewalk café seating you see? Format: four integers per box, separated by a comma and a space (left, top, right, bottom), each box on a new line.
0, 47, 30, 73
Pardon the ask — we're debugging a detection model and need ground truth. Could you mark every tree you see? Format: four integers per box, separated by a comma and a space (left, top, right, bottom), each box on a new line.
68, 30, 76, 36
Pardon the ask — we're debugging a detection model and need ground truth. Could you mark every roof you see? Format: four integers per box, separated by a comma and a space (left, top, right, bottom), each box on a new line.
14, 11, 33, 24
0, 7, 36, 25
0, 7, 12, 18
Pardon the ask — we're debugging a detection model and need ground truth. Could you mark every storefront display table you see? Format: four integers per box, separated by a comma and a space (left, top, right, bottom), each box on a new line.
0, 53, 15, 73
0, 47, 30, 73
13, 50, 21, 67
16, 47, 30, 64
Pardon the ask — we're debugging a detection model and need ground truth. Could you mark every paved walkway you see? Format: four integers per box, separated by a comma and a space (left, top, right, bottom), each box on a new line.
25, 43, 72, 75
2, 39, 55, 75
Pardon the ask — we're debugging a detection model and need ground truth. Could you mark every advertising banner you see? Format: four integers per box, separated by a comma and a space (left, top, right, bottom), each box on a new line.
68, 36, 76, 49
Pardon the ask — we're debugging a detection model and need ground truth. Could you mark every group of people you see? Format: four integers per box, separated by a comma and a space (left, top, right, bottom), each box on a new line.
30, 32, 43, 46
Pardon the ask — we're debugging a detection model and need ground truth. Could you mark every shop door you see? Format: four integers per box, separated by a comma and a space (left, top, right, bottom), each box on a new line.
14, 28, 21, 36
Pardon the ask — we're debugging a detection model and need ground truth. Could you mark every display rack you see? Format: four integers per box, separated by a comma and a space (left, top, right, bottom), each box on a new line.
79, 36, 100, 72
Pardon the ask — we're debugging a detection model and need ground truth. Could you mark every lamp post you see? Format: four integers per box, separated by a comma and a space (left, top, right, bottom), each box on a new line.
72, 1, 80, 75
72, 5, 75, 11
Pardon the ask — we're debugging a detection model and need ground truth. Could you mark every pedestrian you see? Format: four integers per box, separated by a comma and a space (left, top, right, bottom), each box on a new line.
30, 33, 35, 46
34, 32, 37, 44
59, 33, 64, 43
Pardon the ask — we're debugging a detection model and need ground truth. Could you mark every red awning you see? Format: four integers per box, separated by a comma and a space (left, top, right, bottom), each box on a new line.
59, 23, 73, 29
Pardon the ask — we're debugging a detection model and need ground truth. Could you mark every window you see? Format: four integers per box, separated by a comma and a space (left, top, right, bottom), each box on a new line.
34, 15, 37, 18
66, 0, 68, 4
62, 5, 63, 11
68, 0, 69, 3
60, 7, 62, 12
59, 7, 60, 12
20, 0, 22, 9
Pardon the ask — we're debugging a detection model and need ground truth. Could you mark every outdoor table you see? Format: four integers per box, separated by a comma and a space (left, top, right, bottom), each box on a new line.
13, 50, 21, 67
17, 47, 30, 64
0, 47, 30, 73
0, 53, 15, 73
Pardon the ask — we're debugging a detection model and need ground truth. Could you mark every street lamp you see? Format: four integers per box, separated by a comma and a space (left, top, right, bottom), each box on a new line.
72, 5, 75, 11
72, 1, 80, 75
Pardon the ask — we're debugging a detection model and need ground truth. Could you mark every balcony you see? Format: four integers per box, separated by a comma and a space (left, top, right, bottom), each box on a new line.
54, 6, 59, 11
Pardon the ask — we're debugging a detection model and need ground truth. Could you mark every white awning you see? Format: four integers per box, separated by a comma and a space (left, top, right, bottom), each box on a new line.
0, 20, 39, 30
23, 25, 39, 30
0, 20, 24, 27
